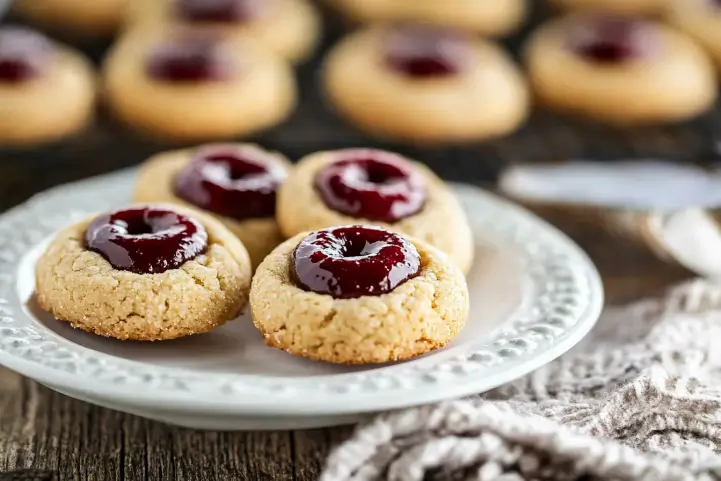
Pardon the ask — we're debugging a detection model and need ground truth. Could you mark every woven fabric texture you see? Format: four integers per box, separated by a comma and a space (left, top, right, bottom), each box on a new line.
321, 280, 721, 481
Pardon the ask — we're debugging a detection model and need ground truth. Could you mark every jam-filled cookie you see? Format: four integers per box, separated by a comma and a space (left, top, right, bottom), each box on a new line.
277, 148, 474, 274
36, 205, 252, 341
322, 24, 529, 144
125, 0, 321, 63
551, 0, 662, 16
12, 0, 127, 38
0, 26, 95, 146
103, 28, 296, 141
250, 225, 469, 364
524, 14, 717, 125
666, 0, 721, 72
134, 143, 290, 270
331, 0, 526, 38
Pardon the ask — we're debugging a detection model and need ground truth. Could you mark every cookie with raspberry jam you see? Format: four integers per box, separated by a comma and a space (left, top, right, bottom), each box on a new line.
35, 204, 252, 341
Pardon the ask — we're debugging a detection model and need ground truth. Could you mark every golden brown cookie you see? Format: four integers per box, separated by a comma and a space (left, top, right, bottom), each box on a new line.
322, 24, 529, 144
331, 0, 526, 38
276, 148, 474, 275
551, 0, 663, 16
250, 226, 469, 364
124, 0, 321, 63
35, 204, 252, 341
13, 0, 128, 38
666, 0, 721, 72
0, 27, 95, 146
102, 27, 296, 141
524, 13, 717, 125
133, 143, 291, 270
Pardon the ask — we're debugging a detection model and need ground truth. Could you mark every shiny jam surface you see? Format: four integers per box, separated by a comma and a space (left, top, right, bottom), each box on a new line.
290, 225, 421, 299
84, 207, 208, 274
0, 27, 52, 83
174, 0, 268, 23
145, 35, 236, 82
174, 144, 286, 220
314, 150, 427, 223
384, 24, 471, 78
565, 15, 655, 63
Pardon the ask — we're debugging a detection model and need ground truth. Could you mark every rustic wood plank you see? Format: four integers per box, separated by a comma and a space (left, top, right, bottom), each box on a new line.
144, 415, 177, 481
120, 413, 147, 481
82, 402, 123, 481
292, 430, 330, 481
23, 381, 56, 478
0, 370, 26, 472
0, 375, 301, 481
240, 431, 294, 481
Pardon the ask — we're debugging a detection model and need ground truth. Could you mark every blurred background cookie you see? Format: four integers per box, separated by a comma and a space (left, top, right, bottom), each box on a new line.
666, 0, 721, 72
12, 0, 128, 38
551, 0, 663, 16
102, 27, 297, 141
524, 13, 717, 125
0, 26, 95, 146
322, 24, 529, 144
329, 0, 526, 38
125, 0, 322, 63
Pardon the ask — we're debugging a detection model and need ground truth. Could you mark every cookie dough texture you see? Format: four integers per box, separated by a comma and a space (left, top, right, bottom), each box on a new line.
277, 150, 474, 275
551, 0, 662, 15
666, 0, 721, 72
102, 28, 297, 141
125, 0, 321, 63
332, 0, 525, 37
322, 26, 529, 144
250, 233, 469, 364
524, 15, 717, 125
133, 145, 291, 270
0, 44, 95, 146
13, 0, 127, 37
35, 205, 252, 341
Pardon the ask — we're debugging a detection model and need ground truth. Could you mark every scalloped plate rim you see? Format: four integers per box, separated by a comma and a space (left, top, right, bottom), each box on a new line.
0, 169, 604, 416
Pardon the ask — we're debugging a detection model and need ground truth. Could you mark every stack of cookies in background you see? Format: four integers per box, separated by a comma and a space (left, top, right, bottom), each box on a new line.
0, 0, 321, 145
1, 0, 721, 150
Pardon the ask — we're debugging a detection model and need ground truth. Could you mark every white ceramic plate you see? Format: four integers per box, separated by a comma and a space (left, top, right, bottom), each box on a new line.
0, 169, 603, 430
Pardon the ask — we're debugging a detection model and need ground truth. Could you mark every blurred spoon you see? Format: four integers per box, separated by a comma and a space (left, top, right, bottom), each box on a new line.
499, 159, 721, 279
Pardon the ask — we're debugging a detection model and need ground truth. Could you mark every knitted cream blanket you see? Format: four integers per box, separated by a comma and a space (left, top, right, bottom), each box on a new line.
320, 280, 721, 481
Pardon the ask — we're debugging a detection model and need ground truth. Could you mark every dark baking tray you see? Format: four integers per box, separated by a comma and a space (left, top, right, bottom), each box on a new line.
1, 2, 721, 212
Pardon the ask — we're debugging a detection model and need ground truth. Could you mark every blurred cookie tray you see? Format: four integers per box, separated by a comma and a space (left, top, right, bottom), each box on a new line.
2, 0, 721, 188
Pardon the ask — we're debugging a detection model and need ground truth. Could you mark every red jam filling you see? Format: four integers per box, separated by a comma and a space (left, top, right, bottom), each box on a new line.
314, 150, 427, 223
0, 27, 52, 83
290, 225, 421, 299
384, 25, 472, 78
174, 144, 286, 220
565, 15, 656, 63
173, 0, 268, 23
84, 207, 208, 274
145, 34, 236, 82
